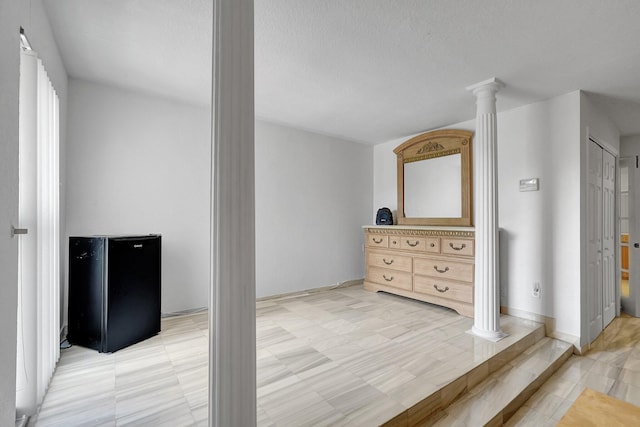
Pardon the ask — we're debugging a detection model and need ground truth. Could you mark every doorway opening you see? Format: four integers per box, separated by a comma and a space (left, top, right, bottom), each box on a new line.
620, 156, 640, 317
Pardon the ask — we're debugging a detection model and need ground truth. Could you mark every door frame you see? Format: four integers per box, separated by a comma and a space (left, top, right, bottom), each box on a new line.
585, 131, 620, 345
619, 155, 640, 316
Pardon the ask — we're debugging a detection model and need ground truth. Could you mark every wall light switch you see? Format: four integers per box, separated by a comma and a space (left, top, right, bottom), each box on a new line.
519, 178, 539, 192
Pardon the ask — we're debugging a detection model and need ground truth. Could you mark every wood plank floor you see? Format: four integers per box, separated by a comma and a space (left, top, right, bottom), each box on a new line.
507, 315, 640, 426
556, 388, 640, 426
32, 285, 542, 426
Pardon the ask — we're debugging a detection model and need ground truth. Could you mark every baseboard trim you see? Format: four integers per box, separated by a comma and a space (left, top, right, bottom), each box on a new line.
162, 306, 208, 318
500, 306, 582, 353
256, 279, 364, 302
500, 306, 555, 335
15, 414, 28, 427
160, 280, 364, 315
575, 342, 590, 355
548, 330, 583, 354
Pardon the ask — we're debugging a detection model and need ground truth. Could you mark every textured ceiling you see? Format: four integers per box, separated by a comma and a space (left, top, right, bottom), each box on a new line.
44, 0, 640, 144
42, 0, 213, 108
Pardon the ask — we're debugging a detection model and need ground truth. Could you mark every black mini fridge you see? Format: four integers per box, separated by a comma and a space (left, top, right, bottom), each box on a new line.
68, 235, 161, 353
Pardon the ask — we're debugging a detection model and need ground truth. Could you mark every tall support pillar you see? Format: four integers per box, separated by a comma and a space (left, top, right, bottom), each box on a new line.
209, 0, 256, 426
466, 77, 506, 341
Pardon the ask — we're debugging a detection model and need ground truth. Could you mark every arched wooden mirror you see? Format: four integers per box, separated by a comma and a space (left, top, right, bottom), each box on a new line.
395, 129, 473, 226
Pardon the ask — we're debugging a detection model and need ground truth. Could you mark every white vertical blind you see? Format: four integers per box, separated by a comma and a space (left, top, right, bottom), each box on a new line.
16, 48, 38, 416
16, 49, 60, 417
35, 56, 60, 405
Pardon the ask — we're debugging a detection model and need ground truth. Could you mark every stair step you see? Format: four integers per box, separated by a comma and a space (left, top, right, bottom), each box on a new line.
382, 321, 547, 426
428, 337, 573, 426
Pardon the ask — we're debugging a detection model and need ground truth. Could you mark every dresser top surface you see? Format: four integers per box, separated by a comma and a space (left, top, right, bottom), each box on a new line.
363, 225, 475, 232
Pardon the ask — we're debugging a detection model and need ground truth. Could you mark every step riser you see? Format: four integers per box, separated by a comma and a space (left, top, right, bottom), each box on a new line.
500, 345, 572, 424
427, 337, 574, 427
383, 325, 548, 426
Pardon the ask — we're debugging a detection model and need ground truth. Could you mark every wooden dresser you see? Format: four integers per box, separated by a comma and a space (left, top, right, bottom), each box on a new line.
363, 226, 475, 317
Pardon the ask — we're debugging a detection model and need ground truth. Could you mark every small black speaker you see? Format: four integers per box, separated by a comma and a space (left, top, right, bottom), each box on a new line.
376, 207, 393, 225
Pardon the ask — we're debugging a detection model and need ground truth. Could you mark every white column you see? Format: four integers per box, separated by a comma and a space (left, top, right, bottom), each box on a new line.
209, 0, 256, 426
466, 77, 506, 341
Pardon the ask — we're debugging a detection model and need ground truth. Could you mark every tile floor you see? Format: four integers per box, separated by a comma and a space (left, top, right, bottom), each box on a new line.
255, 287, 540, 426
507, 314, 640, 426
32, 285, 555, 426
430, 336, 572, 426
32, 310, 209, 426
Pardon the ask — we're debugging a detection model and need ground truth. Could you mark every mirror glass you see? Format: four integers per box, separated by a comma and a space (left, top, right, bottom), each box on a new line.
404, 153, 461, 217
394, 129, 473, 226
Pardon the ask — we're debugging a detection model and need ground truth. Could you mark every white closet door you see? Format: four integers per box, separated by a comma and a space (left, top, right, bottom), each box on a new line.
587, 139, 617, 343
587, 140, 604, 342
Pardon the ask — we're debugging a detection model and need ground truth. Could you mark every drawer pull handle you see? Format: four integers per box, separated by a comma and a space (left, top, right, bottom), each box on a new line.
383, 274, 394, 282
392, 240, 397, 245
406, 240, 419, 247
433, 266, 449, 273
373, 237, 383, 244
430, 243, 436, 248
433, 284, 449, 293
449, 243, 466, 251
383, 258, 394, 265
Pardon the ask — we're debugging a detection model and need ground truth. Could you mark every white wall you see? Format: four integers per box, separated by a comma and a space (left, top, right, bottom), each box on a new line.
499, 92, 582, 342
66, 79, 211, 314
0, 4, 21, 422
372, 92, 589, 345
66, 84, 373, 311
621, 134, 640, 157
255, 120, 373, 297
581, 93, 621, 154
0, 1, 68, 423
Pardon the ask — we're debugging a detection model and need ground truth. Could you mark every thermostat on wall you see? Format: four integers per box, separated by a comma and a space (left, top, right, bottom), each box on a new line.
519, 178, 539, 192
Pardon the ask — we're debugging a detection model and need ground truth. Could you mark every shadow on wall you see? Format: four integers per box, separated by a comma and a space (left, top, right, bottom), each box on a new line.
500, 228, 510, 307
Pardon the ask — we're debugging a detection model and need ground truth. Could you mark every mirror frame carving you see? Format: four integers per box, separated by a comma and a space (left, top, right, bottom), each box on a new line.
394, 129, 474, 226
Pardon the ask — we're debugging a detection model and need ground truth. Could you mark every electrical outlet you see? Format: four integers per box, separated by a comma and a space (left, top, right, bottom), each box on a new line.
532, 282, 540, 298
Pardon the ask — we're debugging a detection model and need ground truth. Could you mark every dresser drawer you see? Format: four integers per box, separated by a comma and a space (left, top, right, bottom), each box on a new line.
367, 267, 412, 291
414, 257, 473, 282
400, 237, 426, 251
388, 236, 401, 249
366, 234, 388, 248
368, 250, 412, 272
441, 238, 474, 256
414, 276, 473, 304
425, 237, 440, 253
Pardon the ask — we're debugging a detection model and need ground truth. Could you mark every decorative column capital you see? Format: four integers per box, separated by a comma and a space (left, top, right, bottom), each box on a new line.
466, 77, 504, 115
465, 77, 504, 95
